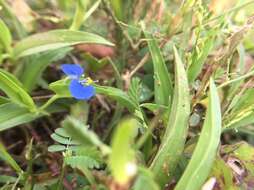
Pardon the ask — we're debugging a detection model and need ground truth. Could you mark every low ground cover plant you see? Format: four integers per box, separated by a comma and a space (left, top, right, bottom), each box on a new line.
1, 0, 254, 189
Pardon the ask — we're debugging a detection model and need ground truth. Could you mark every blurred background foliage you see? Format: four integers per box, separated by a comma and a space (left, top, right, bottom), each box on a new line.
0, 0, 254, 189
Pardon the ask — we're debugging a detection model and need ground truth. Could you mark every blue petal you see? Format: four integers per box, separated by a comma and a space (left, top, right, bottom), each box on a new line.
69, 79, 95, 100
61, 64, 84, 78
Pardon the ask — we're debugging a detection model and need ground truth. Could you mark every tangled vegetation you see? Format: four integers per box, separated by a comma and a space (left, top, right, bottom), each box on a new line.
1, 0, 254, 190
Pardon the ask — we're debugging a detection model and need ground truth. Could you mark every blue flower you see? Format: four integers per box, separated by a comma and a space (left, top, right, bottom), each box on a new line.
61, 64, 95, 100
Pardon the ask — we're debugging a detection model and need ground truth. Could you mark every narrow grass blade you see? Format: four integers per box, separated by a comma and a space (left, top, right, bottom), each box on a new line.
188, 36, 214, 83
0, 142, 23, 173
109, 0, 123, 21
70, 0, 88, 30
142, 23, 173, 105
13, 29, 114, 58
150, 46, 190, 187
175, 78, 221, 190
0, 18, 12, 54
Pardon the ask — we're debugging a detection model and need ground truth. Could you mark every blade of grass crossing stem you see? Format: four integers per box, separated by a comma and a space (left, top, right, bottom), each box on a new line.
150, 46, 190, 188
0, 143, 23, 173
175, 78, 221, 190
0, 69, 36, 112
142, 23, 173, 106
13, 29, 114, 58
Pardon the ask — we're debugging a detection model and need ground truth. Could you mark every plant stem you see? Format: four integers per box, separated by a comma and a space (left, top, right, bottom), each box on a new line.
39, 95, 59, 111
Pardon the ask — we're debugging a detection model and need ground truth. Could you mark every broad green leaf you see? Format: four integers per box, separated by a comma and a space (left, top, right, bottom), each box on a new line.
150, 46, 190, 187
175, 78, 221, 190
13, 29, 114, 58
0, 103, 41, 131
142, 23, 173, 106
109, 118, 138, 185
0, 19, 12, 53
21, 47, 72, 92
0, 69, 36, 111
0, 143, 23, 173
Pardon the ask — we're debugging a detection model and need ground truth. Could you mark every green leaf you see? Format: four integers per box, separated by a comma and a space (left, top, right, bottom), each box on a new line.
50, 133, 80, 145
21, 47, 72, 92
49, 79, 71, 98
142, 23, 173, 106
0, 96, 9, 105
82, 53, 108, 72
0, 69, 36, 112
65, 147, 102, 169
0, 175, 17, 184
209, 142, 254, 189
62, 117, 109, 153
13, 29, 114, 58
187, 36, 214, 83
109, 0, 123, 21
55, 128, 71, 138
0, 103, 40, 131
65, 156, 100, 170
133, 167, 160, 190
0, 142, 23, 173
0, 18, 12, 53
109, 118, 139, 185
175, 78, 221, 190
94, 85, 137, 112
48, 145, 67, 153
69, 0, 89, 30
140, 103, 167, 113
150, 46, 190, 187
